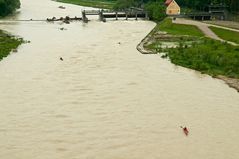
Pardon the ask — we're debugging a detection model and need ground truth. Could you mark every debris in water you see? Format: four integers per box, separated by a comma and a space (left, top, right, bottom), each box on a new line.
180, 126, 189, 136
60, 27, 67, 31
59, 6, 66, 9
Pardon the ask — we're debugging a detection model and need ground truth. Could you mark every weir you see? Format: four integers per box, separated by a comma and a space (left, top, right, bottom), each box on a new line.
82, 8, 149, 23
1, 8, 148, 23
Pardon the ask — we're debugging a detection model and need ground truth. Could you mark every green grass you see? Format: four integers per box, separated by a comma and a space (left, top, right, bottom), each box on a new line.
157, 18, 204, 37
0, 30, 23, 61
167, 39, 239, 78
146, 18, 239, 79
209, 26, 239, 44
56, 0, 116, 9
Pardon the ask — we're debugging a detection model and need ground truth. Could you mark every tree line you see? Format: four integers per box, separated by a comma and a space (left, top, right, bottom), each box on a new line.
0, 0, 21, 17
176, 0, 239, 12
113, 0, 239, 14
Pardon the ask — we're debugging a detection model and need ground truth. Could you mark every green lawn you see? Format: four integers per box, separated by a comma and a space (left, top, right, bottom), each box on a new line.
0, 30, 23, 61
157, 18, 204, 37
209, 26, 239, 44
56, 0, 116, 9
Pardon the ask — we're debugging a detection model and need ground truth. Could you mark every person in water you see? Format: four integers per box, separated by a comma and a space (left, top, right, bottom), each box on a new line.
180, 126, 189, 136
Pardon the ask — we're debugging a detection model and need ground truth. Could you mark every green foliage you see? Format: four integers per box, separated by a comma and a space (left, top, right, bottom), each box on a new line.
157, 18, 204, 37
113, 0, 135, 10
209, 26, 239, 44
0, 0, 20, 17
56, 0, 116, 9
0, 30, 23, 60
113, 0, 153, 10
147, 20, 239, 79
177, 0, 239, 12
167, 39, 239, 78
145, 1, 166, 21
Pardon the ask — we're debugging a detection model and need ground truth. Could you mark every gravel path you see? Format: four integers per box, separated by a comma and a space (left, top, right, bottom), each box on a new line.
173, 18, 239, 46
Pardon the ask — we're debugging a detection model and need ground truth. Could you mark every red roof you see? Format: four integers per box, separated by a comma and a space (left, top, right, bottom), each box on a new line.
165, 0, 173, 6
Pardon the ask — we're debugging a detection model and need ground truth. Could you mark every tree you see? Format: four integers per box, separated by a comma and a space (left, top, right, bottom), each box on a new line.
0, 0, 21, 17
145, 1, 166, 21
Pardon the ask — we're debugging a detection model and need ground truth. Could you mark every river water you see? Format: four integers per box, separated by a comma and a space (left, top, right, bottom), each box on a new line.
0, 0, 239, 159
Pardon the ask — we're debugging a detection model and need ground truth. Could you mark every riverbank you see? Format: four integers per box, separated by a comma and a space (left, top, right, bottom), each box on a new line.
54, 0, 115, 9
0, 30, 24, 61
137, 18, 239, 92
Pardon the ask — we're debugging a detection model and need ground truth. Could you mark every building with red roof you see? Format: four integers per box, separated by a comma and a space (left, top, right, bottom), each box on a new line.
165, 0, 180, 15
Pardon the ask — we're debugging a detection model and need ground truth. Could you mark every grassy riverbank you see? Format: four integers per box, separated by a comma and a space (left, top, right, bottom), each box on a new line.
167, 39, 239, 78
0, 30, 23, 61
209, 26, 239, 44
55, 0, 116, 9
158, 18, 204, 37
143, 18, 239, 81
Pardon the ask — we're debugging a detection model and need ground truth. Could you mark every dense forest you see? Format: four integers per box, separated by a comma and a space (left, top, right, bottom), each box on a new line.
0, 0, 21, 17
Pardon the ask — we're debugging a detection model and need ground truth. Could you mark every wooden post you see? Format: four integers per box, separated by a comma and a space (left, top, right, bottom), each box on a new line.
82, 10, 88, 23
126, 12, 128, 20
135, 11, 138, 20
99, 10, 103, 21
145, 11, 149, 20
116, 11, 118, 20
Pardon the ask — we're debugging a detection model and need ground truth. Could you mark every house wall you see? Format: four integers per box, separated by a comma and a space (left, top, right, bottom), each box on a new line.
166, 0, 180, 15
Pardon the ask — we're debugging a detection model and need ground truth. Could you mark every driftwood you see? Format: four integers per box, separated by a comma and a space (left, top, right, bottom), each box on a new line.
46, 16, 82, 22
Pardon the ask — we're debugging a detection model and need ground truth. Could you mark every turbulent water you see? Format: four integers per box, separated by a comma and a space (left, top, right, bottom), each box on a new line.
0, 0, 239, 159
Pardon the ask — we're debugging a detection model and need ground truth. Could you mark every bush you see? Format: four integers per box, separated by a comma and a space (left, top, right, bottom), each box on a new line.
113, 0, 136, 10
0, 31, 23, 60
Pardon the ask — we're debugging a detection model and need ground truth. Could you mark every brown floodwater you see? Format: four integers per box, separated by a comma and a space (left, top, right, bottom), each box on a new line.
0, 0, 239, 159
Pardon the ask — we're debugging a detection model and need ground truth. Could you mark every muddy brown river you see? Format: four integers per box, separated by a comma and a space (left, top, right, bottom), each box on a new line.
0, 0, 239, 158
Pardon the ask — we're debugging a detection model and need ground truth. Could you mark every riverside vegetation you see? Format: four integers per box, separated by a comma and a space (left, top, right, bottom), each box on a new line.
0, 31, 24, 61
0, 0, 21, 17
145, 18, 239, 80
0, 0, 23, 61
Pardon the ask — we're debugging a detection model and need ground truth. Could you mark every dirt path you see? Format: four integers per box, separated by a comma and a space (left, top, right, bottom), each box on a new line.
173, 18, 238, 46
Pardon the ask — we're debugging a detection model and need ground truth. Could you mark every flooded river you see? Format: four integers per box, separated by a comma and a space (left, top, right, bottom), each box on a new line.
0, 0, 239, 158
